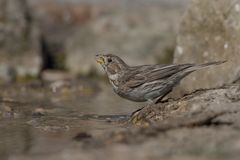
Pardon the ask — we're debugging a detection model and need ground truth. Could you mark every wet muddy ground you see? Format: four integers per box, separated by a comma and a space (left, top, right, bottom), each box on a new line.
0, 78, 240, 160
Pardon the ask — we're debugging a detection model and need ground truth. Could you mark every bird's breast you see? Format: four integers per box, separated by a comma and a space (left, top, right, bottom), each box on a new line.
108, 73, 119, 81
109, 79, 119, 90
108, 73, 121, 89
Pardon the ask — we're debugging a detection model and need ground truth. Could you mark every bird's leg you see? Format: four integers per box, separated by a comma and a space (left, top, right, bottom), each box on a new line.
154, 89, 172, 104
130, 106, 144, 117
130, 99, 153, 118
129, 99, 157, 125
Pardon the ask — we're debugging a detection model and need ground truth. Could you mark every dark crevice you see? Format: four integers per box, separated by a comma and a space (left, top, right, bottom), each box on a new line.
40, 36, 55, 71
39, 35, 66, 72
233, 76, 240, 84
203, 121, 233, 126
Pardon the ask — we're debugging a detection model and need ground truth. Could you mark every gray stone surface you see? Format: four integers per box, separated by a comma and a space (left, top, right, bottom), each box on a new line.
65, 4, 182, 75
0, 0, 42, 82
29, 0, 189, 75
173, 0, 240, 97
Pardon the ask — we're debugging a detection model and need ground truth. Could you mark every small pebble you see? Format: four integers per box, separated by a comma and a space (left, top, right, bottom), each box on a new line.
73, 132, 92, 141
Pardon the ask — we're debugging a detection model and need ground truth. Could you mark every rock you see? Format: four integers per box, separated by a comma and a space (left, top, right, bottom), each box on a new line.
73, 132, 92, 141
130, 84, 240, 125
41, 70, 73, 82
173, 0, 240, 97
0, 0, 42, 82
28, 0, 189, 75
32, 107, 46, 118
65, 3, 185, 75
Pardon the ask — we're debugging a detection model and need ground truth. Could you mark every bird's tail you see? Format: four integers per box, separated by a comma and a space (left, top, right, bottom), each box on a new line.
185, 60, 226, 72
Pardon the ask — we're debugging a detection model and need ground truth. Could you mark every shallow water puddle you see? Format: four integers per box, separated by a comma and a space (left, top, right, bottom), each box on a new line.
0, 110, 129, 158
0, 80, 140, 158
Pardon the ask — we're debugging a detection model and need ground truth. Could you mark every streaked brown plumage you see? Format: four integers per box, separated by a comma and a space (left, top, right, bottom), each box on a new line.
96, 54, 225, 104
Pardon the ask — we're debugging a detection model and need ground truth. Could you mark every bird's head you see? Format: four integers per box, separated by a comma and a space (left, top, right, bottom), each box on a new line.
95, 54, 128, 75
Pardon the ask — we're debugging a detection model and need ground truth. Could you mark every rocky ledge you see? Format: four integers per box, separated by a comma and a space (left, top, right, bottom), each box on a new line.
129, 83, 240, 126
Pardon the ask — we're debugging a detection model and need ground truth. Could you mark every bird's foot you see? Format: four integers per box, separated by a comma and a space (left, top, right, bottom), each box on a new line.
128, 106, 149, 126
129, 103, 159, 126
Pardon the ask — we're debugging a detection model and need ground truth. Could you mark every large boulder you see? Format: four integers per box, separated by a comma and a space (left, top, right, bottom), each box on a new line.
0, 0, 41, 82
173, 0, 240, 97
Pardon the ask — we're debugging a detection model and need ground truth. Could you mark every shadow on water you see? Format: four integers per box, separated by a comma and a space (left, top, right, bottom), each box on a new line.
78, 114, 129, 121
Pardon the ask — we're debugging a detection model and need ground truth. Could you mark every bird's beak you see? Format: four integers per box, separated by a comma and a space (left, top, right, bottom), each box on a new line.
96, 55, 105, 65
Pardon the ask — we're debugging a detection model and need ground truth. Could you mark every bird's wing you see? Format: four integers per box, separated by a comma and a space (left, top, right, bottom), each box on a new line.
123, 74, 147, 88
144, 64, 194, 81
124, 64, 193, 88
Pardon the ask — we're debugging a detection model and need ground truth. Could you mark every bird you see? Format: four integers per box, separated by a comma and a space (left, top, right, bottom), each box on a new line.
96, 54, 225, 104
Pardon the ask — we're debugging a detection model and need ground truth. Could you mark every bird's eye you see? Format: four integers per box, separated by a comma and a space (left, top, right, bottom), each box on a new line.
107, 58, 112, 63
